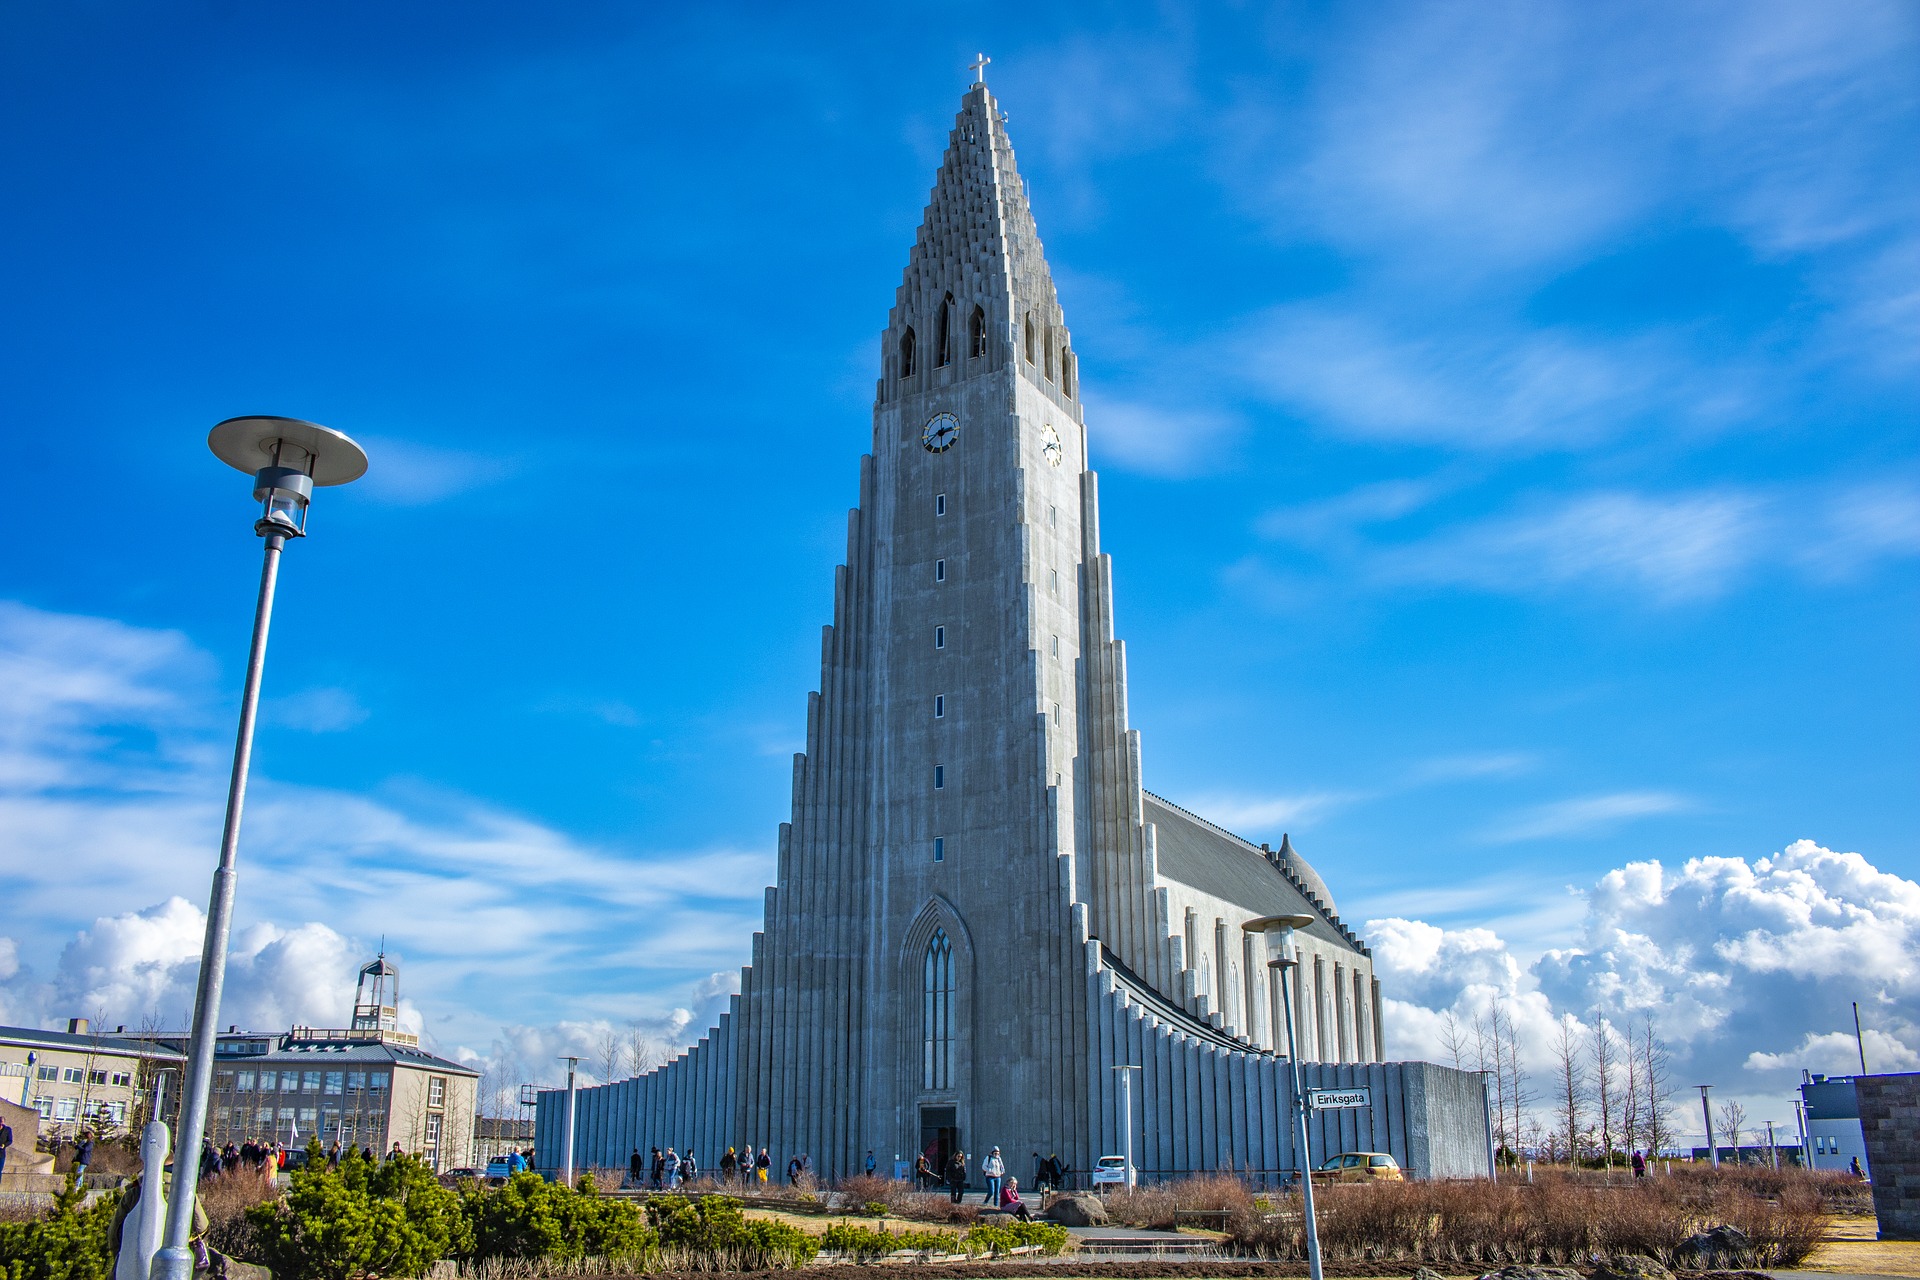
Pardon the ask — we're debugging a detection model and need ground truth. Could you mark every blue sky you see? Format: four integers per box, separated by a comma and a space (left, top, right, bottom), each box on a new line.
2, 2, 1915, 1118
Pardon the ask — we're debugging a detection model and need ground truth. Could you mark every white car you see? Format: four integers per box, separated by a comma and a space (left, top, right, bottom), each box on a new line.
1089, 1155, 1131, 1187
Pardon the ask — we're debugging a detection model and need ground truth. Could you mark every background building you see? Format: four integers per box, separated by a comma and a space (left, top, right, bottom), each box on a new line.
0, 1019, 183, 1142
1802, 1072, 1872, 1175
162, 953, 479, 1171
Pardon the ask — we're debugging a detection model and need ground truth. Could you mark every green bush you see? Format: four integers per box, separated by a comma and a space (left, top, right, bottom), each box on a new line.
962, 1218, 1071, 1257
646, 1195, 819, 1269
0, 1177, 117, 1280
245, 1141, 469, 1280
820, 1220, 959, 1260
460, 1171, 652, 1262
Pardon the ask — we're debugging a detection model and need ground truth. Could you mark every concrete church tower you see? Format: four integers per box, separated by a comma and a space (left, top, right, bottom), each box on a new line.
539, 79, 1491, 1183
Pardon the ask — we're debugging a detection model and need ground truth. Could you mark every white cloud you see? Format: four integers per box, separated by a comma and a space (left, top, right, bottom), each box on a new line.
352, 436, 516, 507
1483, 791, 1693, 843
1083, 395, 1240, 477
264, 687, 370, 733
1170, 790, 1359, 835
1369, 838, 1920, 1123
0, 599, 774, 1065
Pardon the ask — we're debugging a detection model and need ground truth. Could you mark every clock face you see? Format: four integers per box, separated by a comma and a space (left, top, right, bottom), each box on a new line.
922, 412, 960, 453
1041, 423, 1063, 467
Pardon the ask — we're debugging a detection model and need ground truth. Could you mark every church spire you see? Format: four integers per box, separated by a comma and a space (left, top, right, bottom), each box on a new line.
882, 82, 1076, 406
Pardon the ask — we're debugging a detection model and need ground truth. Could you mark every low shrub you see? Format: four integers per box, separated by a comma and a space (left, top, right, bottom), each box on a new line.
460, 1172, 652, 1263
833, 1173, 918, 1216
245, 1141, 470, 1280
961, 1219, 1072, 1257
645, 1195, 819, 1269
820, 1220, 961, 1260
0, 1176, 117, 1280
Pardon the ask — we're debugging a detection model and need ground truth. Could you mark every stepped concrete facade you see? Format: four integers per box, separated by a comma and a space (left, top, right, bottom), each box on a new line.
536, 80, 1493, 1183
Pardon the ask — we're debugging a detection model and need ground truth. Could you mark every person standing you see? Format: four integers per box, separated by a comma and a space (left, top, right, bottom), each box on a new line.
327, 1140, 342, 1170
683, 1150, 698, 1182
945, 1150, 967, 1204
756, 1147, 771, 1185
1631, 1150, 1646, 1178
980, 1147, 1004, 1205
721, 1146, 737, 1182
73, 1131, 95, 1187
865, 1149, 877, 1177
664, 1147, 681, 1189
0, 1116, 11, 1183
651, 1147, 665, 1189
629, 1147, 644, 1188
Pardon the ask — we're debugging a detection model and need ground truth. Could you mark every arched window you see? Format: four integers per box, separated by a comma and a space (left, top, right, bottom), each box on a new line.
936, 293, 953, 367
1043, 330, 1054, 382
1023, 312, 1036, 365
1061, 349, 1075, 398
968, 305, 986, 359
923, 929, 954, 1089
899, 327, 917, 379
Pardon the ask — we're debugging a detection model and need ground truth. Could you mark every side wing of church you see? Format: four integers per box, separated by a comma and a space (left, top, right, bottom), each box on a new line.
537, 81, 1493, 1183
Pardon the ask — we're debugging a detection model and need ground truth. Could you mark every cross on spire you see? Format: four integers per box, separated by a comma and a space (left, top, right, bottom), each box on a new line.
970, 52, 990, 84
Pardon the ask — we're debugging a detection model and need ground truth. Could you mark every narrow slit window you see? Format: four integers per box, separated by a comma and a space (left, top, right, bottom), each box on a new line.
1049, 569, 1058, 595
935, 493, 946, 516
935, 559, 946, 582
924, 929, 953, 1084
1063, 350, 1075, 397
933, 837, 946, 864
899, 326, 917, 379
1024, 312, 1036, 364
1048, 505, 1057, 529
934, 764, 945, 789
1050, 635, 1059, 657
968, 305, 986, 358
934, 626, 945, 649
1052, 701, 1060, 723
1044, 331, 1054, 382
936, 292, 953, 367
934, 694, 945, 718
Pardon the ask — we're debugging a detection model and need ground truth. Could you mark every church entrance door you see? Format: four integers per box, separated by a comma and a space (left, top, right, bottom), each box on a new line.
919, 1106, 960, 1182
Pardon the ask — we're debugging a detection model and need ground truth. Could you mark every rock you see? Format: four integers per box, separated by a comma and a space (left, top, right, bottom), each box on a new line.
1676, 1224, 1756, 1268
1476, 1268, 1583, 1280
1594, 1255, 1675, 1280
1045, 1193, 1109, 1226
1412, 1267, 1450, 1280
210, 1255, 271, 1280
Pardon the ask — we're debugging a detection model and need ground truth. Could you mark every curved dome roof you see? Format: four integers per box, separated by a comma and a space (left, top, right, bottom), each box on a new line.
1274, 833, 1337, 919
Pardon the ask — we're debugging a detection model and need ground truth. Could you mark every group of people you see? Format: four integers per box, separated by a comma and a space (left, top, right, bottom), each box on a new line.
911, 1145, 1035, 1219
628, 1144, 780, 1189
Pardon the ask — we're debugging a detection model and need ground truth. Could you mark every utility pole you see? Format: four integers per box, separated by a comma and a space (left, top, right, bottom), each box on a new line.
1853, 1003, 1869, 1075
1697, 1085, 1717, 1168
1112, 1065, 1141, 1189
559, 1057, 579, 1187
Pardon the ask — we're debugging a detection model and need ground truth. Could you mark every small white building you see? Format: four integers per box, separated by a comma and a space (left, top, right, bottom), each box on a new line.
0, 1019, 183, 1142
1802, 1072, 1871, 1175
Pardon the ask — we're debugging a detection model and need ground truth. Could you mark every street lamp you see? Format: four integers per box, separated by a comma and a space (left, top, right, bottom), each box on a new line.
1111, 1064, 1141, 1190
152, 417, 367, 1280
1247, 914, 1323, 1280
1696, 1085, 1718, 1169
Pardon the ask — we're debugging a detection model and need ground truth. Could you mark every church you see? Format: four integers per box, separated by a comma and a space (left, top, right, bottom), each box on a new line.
536, 78, 1491, 1183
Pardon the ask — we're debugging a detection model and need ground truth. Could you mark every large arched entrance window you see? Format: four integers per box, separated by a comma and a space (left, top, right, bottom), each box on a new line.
923, 929, 954, 1088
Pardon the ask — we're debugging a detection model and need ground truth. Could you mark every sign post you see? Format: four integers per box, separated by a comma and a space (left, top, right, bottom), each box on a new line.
1306, 1087, 1371, 1112
1246, 914, 1324, 1280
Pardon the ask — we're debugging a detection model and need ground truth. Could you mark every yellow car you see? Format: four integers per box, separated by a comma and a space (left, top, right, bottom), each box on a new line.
1314, 1151, 1403, 1182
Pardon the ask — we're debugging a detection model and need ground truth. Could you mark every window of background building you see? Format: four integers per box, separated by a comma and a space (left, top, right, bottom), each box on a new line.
934, 694, 945, 718
281, 1073, 299, 1092
55, 1099, 77, 1121
346, 1072, 365, 1093
426, 1114, 442, 1145
88, 1069, 107, 1085
62, 1068, 82, 1083
934, 626, 945, 649
325, 1072, 343, 1095
260, 1070, 277, 1091
36, 1066, 56, 1081
303, 1071, 321, 1092
934, 764, 944, 789
935, 493, 946, 516
236, 1071, 254, 1091
428, 1077, 446, 1108
369, 1072, 389, 1093
215, 1070, 235, 1091
299, 1108, 317, 1125
111, 1071, 131, 1087
933, 837, 945, 862
935, 559, 945, 582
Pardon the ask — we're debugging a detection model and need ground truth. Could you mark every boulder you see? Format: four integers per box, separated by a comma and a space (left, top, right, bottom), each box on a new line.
1675, 1225, 1755, 1268
1412, 1267, 1451, 1280
1594, 1255, 1675, 1280
1045, 1193, 1109, 1227
1476, 1267, 1583, 1280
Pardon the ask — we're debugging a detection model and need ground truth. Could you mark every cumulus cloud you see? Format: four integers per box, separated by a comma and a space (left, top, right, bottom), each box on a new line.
0, 600, 773, 1067
1369, 839, 1920, 1121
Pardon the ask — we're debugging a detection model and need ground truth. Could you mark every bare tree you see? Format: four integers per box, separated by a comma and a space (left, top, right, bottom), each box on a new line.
1439, 1011, 1469, 1071
1551, 1017, 1587, 1164
1590, 1012, 1619, 1167
626, 1028, 667, 1077
1474, 1012, 1508, 1159
1494, 1003, 1531, 1160
1622, 1022, 1642, 1159
1718, 1100, 1747, 1160
1639, 1015, 1674, 1158
595, 1028, 624, 1084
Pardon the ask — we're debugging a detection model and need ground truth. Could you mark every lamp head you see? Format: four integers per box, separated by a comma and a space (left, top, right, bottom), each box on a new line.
209, 416, 368, 538
1246, 913, 1315, 967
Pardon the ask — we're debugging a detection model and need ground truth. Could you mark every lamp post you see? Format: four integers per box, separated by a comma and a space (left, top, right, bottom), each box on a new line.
1111, 1064, 1141, 1189
559, 1057, 580, 1187
1247, 914, 1323, 1280
152, 417, 367, 1280
1696, 1085, 1717, 1168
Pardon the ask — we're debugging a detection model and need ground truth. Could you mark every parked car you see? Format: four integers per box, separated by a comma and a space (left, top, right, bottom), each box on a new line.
485, 1156, 516, 1183
1314, 1151, 1403, 1182
1089, 1155, 1132, 1187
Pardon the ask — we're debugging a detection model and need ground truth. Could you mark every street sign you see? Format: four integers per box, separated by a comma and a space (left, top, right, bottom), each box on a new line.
1307, 1086, 1371, 1111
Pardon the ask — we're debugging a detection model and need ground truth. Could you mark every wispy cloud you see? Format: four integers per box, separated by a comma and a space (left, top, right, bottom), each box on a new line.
1169, 790, 1361, 835
1483, 790, 1692, 843
1404, 752, 1537, 785
353, 436, 518, 507
265, 687, 370, 733
1083, 394, 1240, 477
